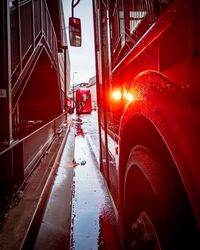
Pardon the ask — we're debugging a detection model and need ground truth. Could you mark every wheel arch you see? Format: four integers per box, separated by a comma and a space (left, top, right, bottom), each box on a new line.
118, 113, 199, 248
117, 70, 200, 238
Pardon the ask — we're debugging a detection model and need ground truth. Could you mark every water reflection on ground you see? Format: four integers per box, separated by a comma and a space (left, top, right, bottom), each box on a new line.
70, 115, 120, 250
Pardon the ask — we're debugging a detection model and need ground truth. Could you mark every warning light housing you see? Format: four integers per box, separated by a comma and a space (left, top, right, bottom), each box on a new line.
111, 88, 136, 104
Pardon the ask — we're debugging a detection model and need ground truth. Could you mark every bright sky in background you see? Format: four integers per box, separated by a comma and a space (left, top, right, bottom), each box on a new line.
63, 0, 96, 86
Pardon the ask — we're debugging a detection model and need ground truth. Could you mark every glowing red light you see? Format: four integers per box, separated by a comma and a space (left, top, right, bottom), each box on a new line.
112, 89, 122, 101
124, 92, 134, 103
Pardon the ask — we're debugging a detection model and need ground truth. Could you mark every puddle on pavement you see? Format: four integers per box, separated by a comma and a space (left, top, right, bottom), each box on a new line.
70, 116, 119, 250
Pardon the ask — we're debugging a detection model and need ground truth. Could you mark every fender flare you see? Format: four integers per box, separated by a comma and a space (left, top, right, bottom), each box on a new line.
118, 70, 200, 230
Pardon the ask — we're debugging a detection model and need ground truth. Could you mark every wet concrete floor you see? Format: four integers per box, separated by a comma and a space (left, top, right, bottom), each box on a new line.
70, 113, 120, 249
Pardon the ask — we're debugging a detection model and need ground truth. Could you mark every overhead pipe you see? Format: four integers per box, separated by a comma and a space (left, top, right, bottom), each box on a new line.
71, 0, 80, 17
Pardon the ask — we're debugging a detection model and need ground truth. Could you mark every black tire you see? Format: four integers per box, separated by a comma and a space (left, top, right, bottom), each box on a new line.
123, 145, 198, 250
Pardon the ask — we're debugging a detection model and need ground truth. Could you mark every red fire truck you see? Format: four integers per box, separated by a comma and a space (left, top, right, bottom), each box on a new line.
75, 88, 92, 114
93, 0, 200, 249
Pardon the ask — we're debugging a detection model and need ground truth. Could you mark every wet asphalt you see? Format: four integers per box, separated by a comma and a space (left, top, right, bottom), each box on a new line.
70, 112, 120, 249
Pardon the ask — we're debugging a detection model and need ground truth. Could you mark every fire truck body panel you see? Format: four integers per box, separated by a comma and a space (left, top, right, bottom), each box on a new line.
93, 0, 200, 247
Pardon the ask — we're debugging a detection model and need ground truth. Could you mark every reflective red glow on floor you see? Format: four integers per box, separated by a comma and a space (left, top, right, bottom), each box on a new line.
70, 114, 120, 249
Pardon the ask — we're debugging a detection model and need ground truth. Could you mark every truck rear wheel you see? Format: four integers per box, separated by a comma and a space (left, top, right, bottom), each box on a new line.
123, 145, 198, 249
